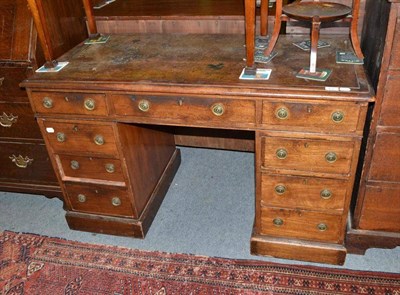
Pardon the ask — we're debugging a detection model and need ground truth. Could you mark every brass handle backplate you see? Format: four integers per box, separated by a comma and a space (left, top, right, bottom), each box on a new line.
0, 112, 18, 127
320, 189, 332, 199
77, 194, 86, 203
70, 160, 80, 170
105, 163, 115, 173
42, 97, 53, 109
331, 111, 344, 123
84, 98, 96, 111
317, 223, 328, 231
275, 107, 289, 120
276, 148, 288, 160
274, 184, 286, 195
9, 155, 34, 168
111, 197, 121, 206
94, 135, 105, 145
211, 103, 225, 116
273, 218, 284, 227
325, 152, 337, 163
138, 99, 150, 112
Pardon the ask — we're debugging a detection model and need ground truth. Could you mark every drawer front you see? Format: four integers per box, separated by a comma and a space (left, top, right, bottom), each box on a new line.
57, 155, 125, 183
261, 136, 355, 175
41, 120, 119, 158
260, 207, 343, 243
358, 184, 400, 232
369, 132, 400, 182
110, 94, 256, 127
379, 76, 400, 127
261, 174, 347, 211
30, 92, 108, 116
0, 103, 42, 139
65, 183, 135, 218
262, 101, 361, 133
0, 67, 29, 101
0, 141, 58, 184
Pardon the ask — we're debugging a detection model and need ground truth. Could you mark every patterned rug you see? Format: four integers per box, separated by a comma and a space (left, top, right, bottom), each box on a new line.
0, 231, 399, 295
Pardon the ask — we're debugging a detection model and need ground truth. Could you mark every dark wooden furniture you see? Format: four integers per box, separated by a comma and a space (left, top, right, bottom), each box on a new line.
347, 0, 400, 254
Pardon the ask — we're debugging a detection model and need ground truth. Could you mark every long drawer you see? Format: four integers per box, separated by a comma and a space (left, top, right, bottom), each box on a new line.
0, 67, 29, 102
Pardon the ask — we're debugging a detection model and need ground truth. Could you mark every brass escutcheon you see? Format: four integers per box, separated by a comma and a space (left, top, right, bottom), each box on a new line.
94, 135, 105, 145
138, 99, 150, 112
0, 112, 18, 128
325, 152, 337, 163
42, 97, 53, 109
77, 194, 86, 203
84, 98, 95, 111
273, 218, 284, 227
331, 111, 344, 123
70, 160, 80, 170
274, 184, 286, 195
317, 223, 328, 231
9, 155, 33, 168
105, 163, 115, 173
276, 148, 288, 160
320, 189, 332, 199
211, 103, 225, 116
56, 132, 66, 142
275, 107, 289, 120
111, 197, 121, 206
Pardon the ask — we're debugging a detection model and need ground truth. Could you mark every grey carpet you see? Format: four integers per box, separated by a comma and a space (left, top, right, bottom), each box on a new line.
0, 147, 399, 273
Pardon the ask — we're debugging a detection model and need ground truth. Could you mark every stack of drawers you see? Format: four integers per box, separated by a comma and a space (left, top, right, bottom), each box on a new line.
252, 99, 368, 264
28, 90, 179, 237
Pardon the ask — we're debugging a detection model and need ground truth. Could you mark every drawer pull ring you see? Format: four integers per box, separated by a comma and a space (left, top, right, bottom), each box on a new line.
317, 223, 328, 231
9, 155, 33, 168
105, 163, 115, 173
276, 148, 288, 160
0, 112, 18, 127
42, 97, 53, 109
56, 132, 66, 142
211, 103, 225, 116
70, 160, 80, 170
77, 194, 86, 203
275, 107, 289, 120
325, 152, 337, 163
274, 184, 286, 195
320, 189, 332, 199
273, 218, 284, 227
94, 135, 105, 145
138, 99, 150, 112
331, 111, 344, 123
84, 98, 96, 111
111, 197, 121, 206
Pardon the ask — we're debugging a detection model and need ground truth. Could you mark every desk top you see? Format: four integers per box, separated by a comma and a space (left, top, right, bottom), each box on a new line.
23, 34, 373, 102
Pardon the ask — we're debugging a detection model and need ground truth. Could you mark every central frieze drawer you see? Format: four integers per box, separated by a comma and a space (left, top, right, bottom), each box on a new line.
261, 174, 347, 212
261, 136, 355, 175
56, 155, 125, 184
41, 120, 119, 158
66, 183, 135, 218
30, 91, 108, 116
110, 94, 256, 127
260, 207, 343, 243
262, 101, 362, 133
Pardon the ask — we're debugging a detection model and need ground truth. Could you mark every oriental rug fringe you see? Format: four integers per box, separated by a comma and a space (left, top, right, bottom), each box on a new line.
0, 231, 399, 295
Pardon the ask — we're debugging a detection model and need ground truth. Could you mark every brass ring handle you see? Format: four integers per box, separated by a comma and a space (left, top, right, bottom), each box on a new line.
56, 132, 66, 142
275, 107, 289, 120
274, 184, 286, 195
42, 97, 53, 109
320, 189, 332, 200
138, 99, 150, 112
84, 98, 96, 111
94, 135, 105, 145
111, 197, 121, 207
0, 112, 18, 127
77, 194, 86, 203
105, 163, 115, 173
273, 218, 284, 227
276, 148, 288, 160
325, 152, 337, 163
211, 103, 225, 116
70, 160, 80, 170
331, 111, 345, 123
9, 155, 34, 168
317, 223, 328, 231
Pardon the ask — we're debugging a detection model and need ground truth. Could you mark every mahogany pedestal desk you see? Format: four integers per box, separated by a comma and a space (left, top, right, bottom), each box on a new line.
22, 34, 373, 265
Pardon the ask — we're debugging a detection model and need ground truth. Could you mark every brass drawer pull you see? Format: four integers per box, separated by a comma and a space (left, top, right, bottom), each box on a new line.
331, 111, 345, 123
94, 135, 105, 145
84, 98, 96, 111
111, 197, 121, 206
77, 194, 86, 203
56, 132, 66, 142
275, 107, 289, 120
105, 163, 115, 173
70, 160, 80, 170
9, 155, 34, 168
273, 218, 284, 227
274, 184, 286, 195
138, 99, 150, 112
211, 103, 225, 116
320, 189, 332, 200
325, 152, 337, 163
317, 223, 328, 231
276, 148, 288, 160
0, 112, 18, 127
42, 97, 53, 109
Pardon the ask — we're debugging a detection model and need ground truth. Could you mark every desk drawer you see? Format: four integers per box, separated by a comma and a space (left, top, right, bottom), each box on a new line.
261, 174, 347, 212
66, 183, 135, 218
260, 207, 343, 243
0, 67, 29, 102
40, 120, 119, 158
30, 91, 108, 116
110, 94, 256, 127
262, 101, 362, 133
261, 136, 355, 175
57, 155, 125, 184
